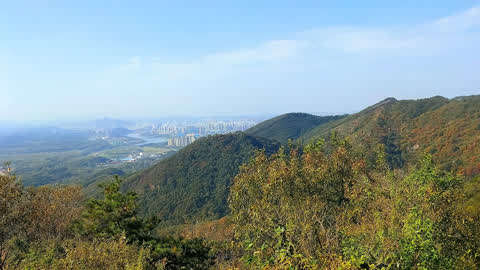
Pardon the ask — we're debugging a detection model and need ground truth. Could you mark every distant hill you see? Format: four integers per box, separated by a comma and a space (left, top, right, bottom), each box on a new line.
0, 127, 111, 154
245, 113, 345, 144
123, 132, 280, 225
301, 95, 480, 175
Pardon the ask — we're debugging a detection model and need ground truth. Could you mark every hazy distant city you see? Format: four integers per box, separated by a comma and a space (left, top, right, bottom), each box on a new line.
146, 119, 258, 146
92, 118, 260, 147
69, 117, 262, 164
69, 117, 262, 165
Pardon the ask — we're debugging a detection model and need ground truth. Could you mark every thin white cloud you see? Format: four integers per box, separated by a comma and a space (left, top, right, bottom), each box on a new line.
102, 6, 480, 89
432, 6, 480, 32
137, 39, 308, 83
310, 6, 480, 52
314, 27, 420, 52
202, 39, 308, 64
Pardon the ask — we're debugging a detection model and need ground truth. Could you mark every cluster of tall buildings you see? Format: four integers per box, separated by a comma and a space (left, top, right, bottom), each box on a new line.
136, 119, 260, 148
167, 134, 196, 147
154, 123, 185, 136
150, 119, 257, 137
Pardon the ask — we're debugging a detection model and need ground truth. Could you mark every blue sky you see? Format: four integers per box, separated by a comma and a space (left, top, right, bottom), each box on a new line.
1, 1, 479, 122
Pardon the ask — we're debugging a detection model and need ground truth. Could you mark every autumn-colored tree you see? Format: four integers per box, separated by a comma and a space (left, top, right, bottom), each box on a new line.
0, 172, 26, 269
229, 138, 367, 268
25, 185, 84, 241
14, 236, 150, 270
0, 167, 84, 270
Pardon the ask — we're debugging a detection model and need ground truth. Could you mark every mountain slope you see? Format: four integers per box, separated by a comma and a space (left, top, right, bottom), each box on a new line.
245, 113, 345, 143
123, 132, 280, 225
301, 95, 480, 175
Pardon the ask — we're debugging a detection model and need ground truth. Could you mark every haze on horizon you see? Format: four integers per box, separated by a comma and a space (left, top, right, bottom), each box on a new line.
1, 1, 479, 123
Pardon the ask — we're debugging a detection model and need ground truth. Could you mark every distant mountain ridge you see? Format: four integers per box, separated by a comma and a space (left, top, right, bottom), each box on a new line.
245, 112, 345, 143
0, 127, 111, 155
301, 95, 480, 175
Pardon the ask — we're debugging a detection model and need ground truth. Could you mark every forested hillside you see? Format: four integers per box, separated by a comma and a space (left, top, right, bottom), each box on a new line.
125, 95, 480, 228
245, 113, 345, 143
301, 95, 480, 175
123, 132, 280, 225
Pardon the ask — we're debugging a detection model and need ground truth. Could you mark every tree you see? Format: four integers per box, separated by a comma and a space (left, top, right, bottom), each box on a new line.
339, 155, 462, 269
25, 185, 84, 241
0, 172, 26, 270
228, 139, 366, 268
74, 176, 158, 243
73, 176, 214, 269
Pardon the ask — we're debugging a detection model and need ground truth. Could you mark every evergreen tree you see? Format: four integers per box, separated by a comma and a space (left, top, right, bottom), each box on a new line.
74, 176, 158, 243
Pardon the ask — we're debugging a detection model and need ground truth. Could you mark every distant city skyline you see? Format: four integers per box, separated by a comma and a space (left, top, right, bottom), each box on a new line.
1, 1, 479, 122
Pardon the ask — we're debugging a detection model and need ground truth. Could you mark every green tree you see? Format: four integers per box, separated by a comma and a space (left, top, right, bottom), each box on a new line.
74, 176, 158, 243
73, 176, 214, 269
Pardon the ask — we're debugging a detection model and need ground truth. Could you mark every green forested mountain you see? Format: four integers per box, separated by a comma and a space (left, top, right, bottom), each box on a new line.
125, 95, 480, 228
301, 95, 480, 175
123, 132, 280, 225
245, 113, 345, 143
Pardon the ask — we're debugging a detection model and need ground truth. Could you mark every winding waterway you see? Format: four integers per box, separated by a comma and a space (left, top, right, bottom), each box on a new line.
127, 133, 168, 146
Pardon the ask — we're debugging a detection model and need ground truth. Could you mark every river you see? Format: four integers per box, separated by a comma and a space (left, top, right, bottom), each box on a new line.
127, 133, 168, 146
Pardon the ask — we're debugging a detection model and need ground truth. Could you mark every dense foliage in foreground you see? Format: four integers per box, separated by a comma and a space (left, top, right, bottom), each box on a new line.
228, 138, 480, 269
0, 174, 213, 270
